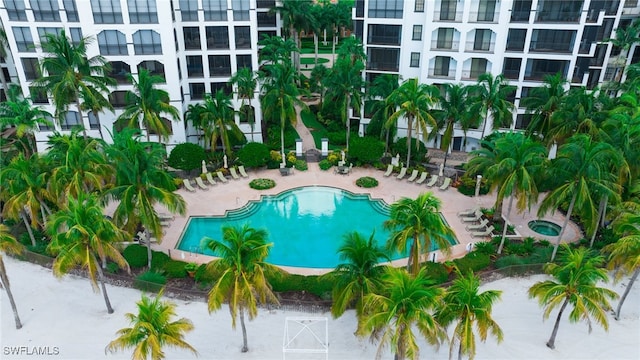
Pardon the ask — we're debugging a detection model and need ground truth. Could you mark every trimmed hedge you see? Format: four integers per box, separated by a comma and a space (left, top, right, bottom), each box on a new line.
123, 244, 148, 269
421, 261, 449, 284
238, 142, 271, 168
267, 270, 335, 299
249, 178, 276, 190
151, 251, 170, 271
318, 159, 332, 171
167, 143, 206, 173
452, 251, 491, 274
134, 271, 166, 292
163, 260, 189, 279
349, 136, 384, 164
356, 176, 379, 188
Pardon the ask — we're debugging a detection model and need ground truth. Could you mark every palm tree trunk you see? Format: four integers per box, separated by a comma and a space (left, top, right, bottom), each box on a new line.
457, 340, 463, 360
20, 210, 36, 246
76, 98, 87, 140
385, 127, 391, 155
314, 34, 319, 66
0, 66, 9, 95
345, 94, 351, 151
589, 196, 607, 248
615, 268, 639, 321
406, 117, 414, 167
497, 196, 514, 254
0, 256, 22, 329
239, 306, 249, 352
546, 297, 569, 349
480, 115, 488, 140
144, 228, 153, 270
96, 263, 114, 314
247, 98, 255, 142
332, 29, 337, 63
551, 193, 577, 262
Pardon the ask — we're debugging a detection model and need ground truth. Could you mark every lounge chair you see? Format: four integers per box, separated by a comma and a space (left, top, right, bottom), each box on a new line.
383, 164, 393, 177
415, 172, 428, 184
182, 179, 196, 192
195, 177, 209, 190
158, 212, 174, 221
439, 177, 451, 191
229, 167, 240, 180
461, 209, 484, 223
238, 165, 249, 178
472, 225, 495, 238
406, 170, 419, 182
396, 167, 407, 180
216, 171, 228, 183
458, 207, 480, 217
466, 218, 489, 231
205, 172, 217, 186
425, 175, 439, 187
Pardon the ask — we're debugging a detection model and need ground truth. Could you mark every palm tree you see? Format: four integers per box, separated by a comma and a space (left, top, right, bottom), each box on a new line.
103, 129, 186, 269
309, 64, 330, 106
326, 231, 389, 319
386, 79, 439, 167
605, 18, 640, 82
0, 153, 52, 245
325, 56, 365, 151
538, 134, 621, 261
547, 87, 609, 145
521, 73, 568, 145
201, 224, 279, 352
366, 74, 399, 154
46, 192, 130, 314
433, 83, 473, 167
469, 73, 516, 140
357, 267, 447, 360
117, 69, 180, 143
260, 63, 305, 164
229, 67, 258, 141
336, 36, 366, 66
0, 85, 53, 158
33, 30, 114, 139
466, 133, 547, 253
603, 213, 640, 320
0, 224, 25, 329
79, 85, 114, 141
106, 290, 197, 360
257, 34, 297, 65
528, 245, 618, 349
193, 91, 244, 157
384, 192, 455, 275
436, 271, 503, 360
272, 0, 316, 73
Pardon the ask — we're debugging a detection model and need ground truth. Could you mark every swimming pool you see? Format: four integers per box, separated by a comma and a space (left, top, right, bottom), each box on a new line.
176, 186, 456, 268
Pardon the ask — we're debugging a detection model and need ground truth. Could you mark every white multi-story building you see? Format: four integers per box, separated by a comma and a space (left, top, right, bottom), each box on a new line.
0, 0, 638, 153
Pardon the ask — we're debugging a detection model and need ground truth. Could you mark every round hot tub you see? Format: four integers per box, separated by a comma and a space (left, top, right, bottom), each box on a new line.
528, 220, 561, 236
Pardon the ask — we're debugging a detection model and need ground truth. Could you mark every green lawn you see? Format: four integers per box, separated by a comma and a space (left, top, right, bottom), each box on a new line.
300, 108, 326, 149
300, 57, 330, 65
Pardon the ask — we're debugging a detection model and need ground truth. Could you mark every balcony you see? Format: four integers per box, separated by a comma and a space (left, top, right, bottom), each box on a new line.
586, 9, 604, 23
367, 61, 400, 72
529, 41, 573, 54
510, 10, 531, 22
465, 41, 495, 53
434, 10, 463, 22
578, 41, 597, 55
469, 10, 500, 23
535, 11, 581, 23
462, 69, 487, 80
503, 69, 520, 80
430, 39, 460, 51
367, 35, 402, 46
429, 67, 456, 79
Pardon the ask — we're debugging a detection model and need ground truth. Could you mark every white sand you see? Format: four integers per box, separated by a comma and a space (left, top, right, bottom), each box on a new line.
1, 256, 638, 360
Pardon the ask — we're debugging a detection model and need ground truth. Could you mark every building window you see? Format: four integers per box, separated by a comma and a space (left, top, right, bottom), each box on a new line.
239, 105, 255, 124
208, 55, 231, 76
511, 0, 532, 22
88, 111, 100, 130
366, 48, 400, 72
179, 0, 198, 21
470, 58, 488, 78
133, 30, 162, 55
439, 0, 457, 21
108, 61, 131, 84
256, 0, 274, 7
190, 83, 205, 99
13, 27, 34, 52
37, 27, 62, 46
30, 86, 48, 104
410, 52, 420, 67
186, 55, 204, 77
503, 58, 522, 79
39, 115, 55, 131
5, 0, 28, 21
127, 0, 158, 23
473, 29, 493, 51
368, 0, 403, 18
63, 0, 79, 21
211, 82, 232, 95
434, 56, 451, 77
256, 12, 276, 27
61, 111, 81, 130
234, 26, 251, 49
183, 27, 201, 50
232, 0, 249, 21
147, 117, 172, 135
515, 114, 532, 129
530, 29, 576, 53
206, 26, 230, 49
203, 0, 227, 21
412, 25, 422, 40
524, 59, 569, 81
69, 28, 83, 45
30, 0, 60, 21
109, 91, 128, 108
138, 60, 165, 81
236, 54, 252, 71
506, 29, 527, 51
367, 24, 402, 46
91, 0, 123, 24
477, 0, 496, 22
98, 30, 128, 55
415, 0, 425, 12
436, 28, 454, 49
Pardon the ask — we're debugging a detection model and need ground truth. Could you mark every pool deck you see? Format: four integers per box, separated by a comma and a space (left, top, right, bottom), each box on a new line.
144, 164, 582, 275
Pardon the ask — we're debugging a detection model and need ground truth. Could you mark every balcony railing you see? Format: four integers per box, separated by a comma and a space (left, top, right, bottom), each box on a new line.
430, 39, 460, 51
535, 11, 581, 22
510, 10, 531, 22
586, 9, 604, 23
468, 10, 499, 23
434, 10, 463, 22
429, 67, 456, 79
465, 41, 495, 53
529, 41, 573, 53
367, 35, 402, 46
367, 61, 399, 72
462, 69, 487, 80
503, 69, 520, 80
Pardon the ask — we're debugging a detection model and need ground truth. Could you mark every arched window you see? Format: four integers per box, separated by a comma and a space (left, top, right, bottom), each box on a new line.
108, 61, 131, 84
133, 30, 162, 55
147, 117, 173, 135
98, 30, 128, 55
88, 111, 100, 130
61, 111, 81, 130
109, 90, 129, 108
137, 60, 165, 81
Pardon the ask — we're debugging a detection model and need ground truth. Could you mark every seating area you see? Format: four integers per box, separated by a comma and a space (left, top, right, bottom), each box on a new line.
458, 207, 495, 238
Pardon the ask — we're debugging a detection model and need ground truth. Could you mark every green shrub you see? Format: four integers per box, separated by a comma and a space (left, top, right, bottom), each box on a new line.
392, 137, 428, 165
194, 263, 218, 285
123, 244, 148, 269
525, 246, 554, 264
238, 142, 271, 168
167, 143, 206, 173
163, 260, 189, 278
26, 241, 49, 256
326, 131, 346, 145
151, 251, 170, 271
355, 176, 379, 188
421, 261, 449, 284
267, 270, 334, 299
106, 261, 121, 274
349, 136, 385, 164
472, 241, 495, 256
249, 178, 276, 190
456, 175, 490, 197
294, 159, 308, 171
453, 251, 491, 274
318, 159, 333, 171
134, 271, 166, 292
495, 254, 526, 269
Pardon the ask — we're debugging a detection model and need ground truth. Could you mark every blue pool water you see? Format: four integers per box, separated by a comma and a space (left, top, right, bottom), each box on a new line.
176, 186, 455, 268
